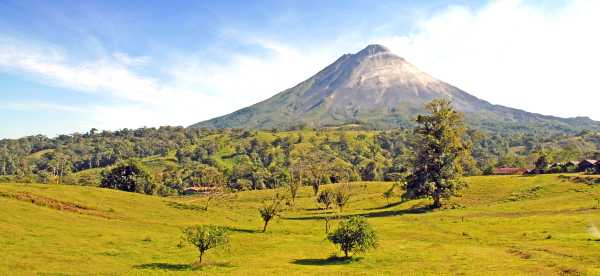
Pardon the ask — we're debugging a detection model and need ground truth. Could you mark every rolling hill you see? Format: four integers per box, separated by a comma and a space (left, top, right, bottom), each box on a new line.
1, 174, 600, 274
192, 45, 600, 133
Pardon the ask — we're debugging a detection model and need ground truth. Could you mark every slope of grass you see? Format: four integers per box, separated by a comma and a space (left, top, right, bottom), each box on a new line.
1, 174, 600, 275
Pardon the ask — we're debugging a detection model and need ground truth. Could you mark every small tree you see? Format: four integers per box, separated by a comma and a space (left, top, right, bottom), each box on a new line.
287, 177, 301, 207
259, 193, 285, 232
382, 186, 395, 206
534, 154, 549, 174
181, 225, 229, 264
327, 216, 378, 258
317, 188, 335, 209
333, 183, 352, 212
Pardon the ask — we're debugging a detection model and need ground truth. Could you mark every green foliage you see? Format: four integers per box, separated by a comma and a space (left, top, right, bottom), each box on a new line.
317, 188, 335, 209
259, 193, 285, 232
534, 154, 549, 174
404, 100, 469, 208
327, 216, 378, 258
333, 183, 352, 212
181, 225, 229, 263
100, 160, 157, 195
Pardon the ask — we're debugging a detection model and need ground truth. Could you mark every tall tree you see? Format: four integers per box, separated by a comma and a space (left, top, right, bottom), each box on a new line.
403, 99, 469, 208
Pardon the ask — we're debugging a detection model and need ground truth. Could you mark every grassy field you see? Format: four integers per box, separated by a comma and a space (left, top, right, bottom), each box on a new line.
1, 174, 600, 275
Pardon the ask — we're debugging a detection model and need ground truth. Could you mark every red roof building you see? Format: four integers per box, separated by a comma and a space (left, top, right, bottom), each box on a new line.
492, 167, 527, 175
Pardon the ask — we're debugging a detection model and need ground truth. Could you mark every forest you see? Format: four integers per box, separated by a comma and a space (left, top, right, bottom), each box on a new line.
2, 123, 600, 195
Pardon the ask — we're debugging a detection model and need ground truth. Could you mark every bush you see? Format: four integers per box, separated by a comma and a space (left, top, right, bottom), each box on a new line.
181, 225, 229, 264
328, 216, 378, 258
100, 160, 158, 195
317, 189, 335, 209
333, 184, 352, 212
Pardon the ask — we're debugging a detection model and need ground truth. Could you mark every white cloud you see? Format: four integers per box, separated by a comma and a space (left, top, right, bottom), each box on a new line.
3, 0, 600, 137
0, 36, 338, 133
0, 102, 87, 113
374, 0, 600, 119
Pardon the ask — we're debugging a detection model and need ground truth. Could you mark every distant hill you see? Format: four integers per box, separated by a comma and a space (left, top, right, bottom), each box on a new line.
192, 44, 600, 134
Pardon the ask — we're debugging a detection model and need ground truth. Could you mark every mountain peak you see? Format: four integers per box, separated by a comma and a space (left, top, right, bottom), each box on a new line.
356, 44, 391, 56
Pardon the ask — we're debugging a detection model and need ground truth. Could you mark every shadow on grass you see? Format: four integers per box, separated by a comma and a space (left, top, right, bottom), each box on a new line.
365, 200, 406, 210
135, 261, 234, 271
283, 206, 431, 221
166, 201, 206, 211
134, 263, 191, 271
225, 226, 261, 234
291, 256, 362, 266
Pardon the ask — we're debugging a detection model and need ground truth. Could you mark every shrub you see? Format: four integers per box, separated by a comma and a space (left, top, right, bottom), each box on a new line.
181, 225, 229, 264
317, 189, 335, 209
333, 184, 352, 212
327, 216, 378, 258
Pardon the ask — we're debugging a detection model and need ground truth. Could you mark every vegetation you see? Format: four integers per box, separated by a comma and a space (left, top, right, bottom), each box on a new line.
100, 160, 158, 195
6, 122, 600, 193
404, 100, 469, 208
327, 216, 378, 258
333, 183, 352, 212
3, 174, 598, 274
181, 225, 230, 264
259, 193, 285, 232
317, 188, 335, 209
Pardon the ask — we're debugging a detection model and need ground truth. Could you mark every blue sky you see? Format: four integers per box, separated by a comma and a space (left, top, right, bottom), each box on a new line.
1, 0, 598, 138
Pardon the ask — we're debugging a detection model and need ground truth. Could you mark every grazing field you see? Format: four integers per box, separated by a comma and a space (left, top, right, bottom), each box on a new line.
1, 174, 600, 275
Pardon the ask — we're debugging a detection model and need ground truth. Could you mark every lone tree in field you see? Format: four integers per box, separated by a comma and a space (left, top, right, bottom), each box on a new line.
259, 193, 285, 232
181, 225, 229, 264
403, 99, 469, 208
327, 216, 378, 258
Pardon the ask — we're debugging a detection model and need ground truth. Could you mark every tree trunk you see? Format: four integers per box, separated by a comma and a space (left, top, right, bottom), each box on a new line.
198, 251, 203, 264
263, 220, 269, 232
432, 193, 442, 209
344, 249, 349, 258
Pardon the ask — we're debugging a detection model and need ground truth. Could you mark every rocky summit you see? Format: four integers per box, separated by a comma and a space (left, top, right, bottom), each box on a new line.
192, 45, 599, 133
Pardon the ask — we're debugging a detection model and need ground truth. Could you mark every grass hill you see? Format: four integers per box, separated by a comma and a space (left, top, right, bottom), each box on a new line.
2, 174, 600, 275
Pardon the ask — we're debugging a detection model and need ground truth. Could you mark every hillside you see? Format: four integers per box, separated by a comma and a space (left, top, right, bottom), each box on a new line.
1, 174, 600, 275
192, 45, 600, 134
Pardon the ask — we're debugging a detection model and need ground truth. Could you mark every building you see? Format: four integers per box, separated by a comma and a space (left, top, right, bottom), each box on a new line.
492, 167, 528, 175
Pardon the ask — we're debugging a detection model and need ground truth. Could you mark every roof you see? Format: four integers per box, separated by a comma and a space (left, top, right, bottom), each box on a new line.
492, 167, 527, 175
580, 160, 598, 165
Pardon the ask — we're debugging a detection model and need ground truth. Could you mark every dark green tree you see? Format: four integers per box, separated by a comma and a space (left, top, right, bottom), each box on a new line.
327, 216, 378, 258
100, 159, 157, 195
403, 99, 469, 208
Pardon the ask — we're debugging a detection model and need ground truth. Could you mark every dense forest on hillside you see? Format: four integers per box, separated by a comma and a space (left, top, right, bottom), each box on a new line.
2, 125, 600, 193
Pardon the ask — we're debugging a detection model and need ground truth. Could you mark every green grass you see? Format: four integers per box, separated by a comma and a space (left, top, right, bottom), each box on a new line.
1, 174, 600, 275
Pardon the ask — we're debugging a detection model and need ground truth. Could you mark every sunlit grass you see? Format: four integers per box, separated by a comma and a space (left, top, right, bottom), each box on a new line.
1, 174, 600, 275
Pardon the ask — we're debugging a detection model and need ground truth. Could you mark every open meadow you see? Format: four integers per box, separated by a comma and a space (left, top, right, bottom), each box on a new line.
1, 174, 600, 275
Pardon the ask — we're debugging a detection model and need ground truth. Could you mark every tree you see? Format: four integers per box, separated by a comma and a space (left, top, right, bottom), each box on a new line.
317, 188, 335, 209
403, 99, 469, 208
333, 183, 352, 212
382, 183, 397, 206
100, 159, 157, 195
181, 225, 229, 264
259, 193, 285, 232
327, 216, 378, 258
534, 154, 549, 174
